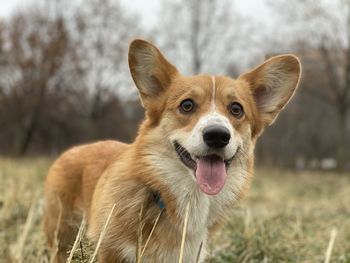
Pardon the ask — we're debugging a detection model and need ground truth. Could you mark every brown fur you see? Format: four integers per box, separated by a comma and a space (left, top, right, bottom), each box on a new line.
44, 39, 301, 262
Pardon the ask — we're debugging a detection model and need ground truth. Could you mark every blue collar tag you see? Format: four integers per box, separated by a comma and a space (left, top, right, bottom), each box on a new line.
153, 192, 165, 210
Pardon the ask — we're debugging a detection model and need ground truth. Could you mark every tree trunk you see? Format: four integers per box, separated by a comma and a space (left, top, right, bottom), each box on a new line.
16, 84, 46, 155
190, 0, 201, 74
336, 109, 348, 171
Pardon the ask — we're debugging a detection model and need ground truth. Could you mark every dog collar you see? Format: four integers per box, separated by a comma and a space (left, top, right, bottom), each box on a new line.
152, 191, 165, 210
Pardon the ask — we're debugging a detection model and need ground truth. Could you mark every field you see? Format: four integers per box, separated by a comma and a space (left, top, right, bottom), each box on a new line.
0, 158, 349, 263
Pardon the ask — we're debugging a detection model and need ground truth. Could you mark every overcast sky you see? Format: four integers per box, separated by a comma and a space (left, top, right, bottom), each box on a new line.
0, 0, 269, 25
0, 1, 19, 17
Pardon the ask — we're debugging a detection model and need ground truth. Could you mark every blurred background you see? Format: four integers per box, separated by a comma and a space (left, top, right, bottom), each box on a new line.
0, 0, 349, 170
1, 1, 350, 262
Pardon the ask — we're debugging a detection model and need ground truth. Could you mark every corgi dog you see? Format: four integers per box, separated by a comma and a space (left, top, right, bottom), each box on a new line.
44, 39, 301, 263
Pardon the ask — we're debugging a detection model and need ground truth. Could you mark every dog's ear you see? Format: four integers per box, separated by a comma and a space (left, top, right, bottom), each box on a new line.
128, 39, 179, 108
239, 55, 301, 129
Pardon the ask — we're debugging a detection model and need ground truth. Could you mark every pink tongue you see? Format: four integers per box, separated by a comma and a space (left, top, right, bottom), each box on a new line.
195, 156, 227, 195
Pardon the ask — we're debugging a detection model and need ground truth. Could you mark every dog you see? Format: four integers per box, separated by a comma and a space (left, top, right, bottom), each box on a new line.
44, 39, 301, 262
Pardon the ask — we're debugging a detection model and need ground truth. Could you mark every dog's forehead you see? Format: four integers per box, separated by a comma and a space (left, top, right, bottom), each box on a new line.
171, 75, 212, 95
171, 75, 244, 99
215, 76, 251, 94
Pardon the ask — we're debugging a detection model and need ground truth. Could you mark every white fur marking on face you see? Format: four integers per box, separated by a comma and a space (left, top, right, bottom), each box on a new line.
185, 111, 240, 160
211, 76, 216, 111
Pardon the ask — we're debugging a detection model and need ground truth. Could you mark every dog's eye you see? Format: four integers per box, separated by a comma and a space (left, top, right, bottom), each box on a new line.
229, 102, 244, 118
180, 99, 195, 113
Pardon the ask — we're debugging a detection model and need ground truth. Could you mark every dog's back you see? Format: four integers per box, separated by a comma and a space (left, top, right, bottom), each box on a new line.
44, 140, 127, 262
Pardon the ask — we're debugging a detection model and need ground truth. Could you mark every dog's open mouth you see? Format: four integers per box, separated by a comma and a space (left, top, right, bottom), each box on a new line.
174, 141, 233, 195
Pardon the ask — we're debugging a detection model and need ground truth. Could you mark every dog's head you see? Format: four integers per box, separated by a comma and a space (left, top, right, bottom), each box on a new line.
129, 39, 301, 196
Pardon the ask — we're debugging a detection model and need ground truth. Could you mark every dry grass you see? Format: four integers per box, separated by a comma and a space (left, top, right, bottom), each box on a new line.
0, 158, 349, 262
89, 204, 116, 263
208, 168, 350, 263
178, 202, 190, 263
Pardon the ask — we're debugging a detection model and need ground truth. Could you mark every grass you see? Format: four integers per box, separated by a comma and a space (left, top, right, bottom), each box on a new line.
0, 158, 349, 262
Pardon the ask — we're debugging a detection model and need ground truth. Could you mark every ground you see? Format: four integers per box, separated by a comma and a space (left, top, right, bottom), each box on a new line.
0, 158, 349, 263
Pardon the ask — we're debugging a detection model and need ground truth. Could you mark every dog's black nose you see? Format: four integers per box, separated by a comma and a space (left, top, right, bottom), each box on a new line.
203, 125, 230, 149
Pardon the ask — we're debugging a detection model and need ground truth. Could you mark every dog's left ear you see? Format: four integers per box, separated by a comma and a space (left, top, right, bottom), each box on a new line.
128, 39, 179, 108
239, 55, 301, 129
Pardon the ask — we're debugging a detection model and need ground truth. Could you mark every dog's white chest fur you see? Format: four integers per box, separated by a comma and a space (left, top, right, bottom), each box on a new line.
144, 152, 246, 262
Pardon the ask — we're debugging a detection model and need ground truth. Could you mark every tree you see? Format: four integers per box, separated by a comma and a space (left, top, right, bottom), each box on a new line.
0, 0, 144, 155
0, 11, 69, 154
60, 0, 142, 140
269, 0, 350, 169
157, 0, 264, 75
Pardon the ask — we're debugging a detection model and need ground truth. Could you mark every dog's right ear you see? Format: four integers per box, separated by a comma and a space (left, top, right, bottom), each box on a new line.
128, 39, 179, 108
